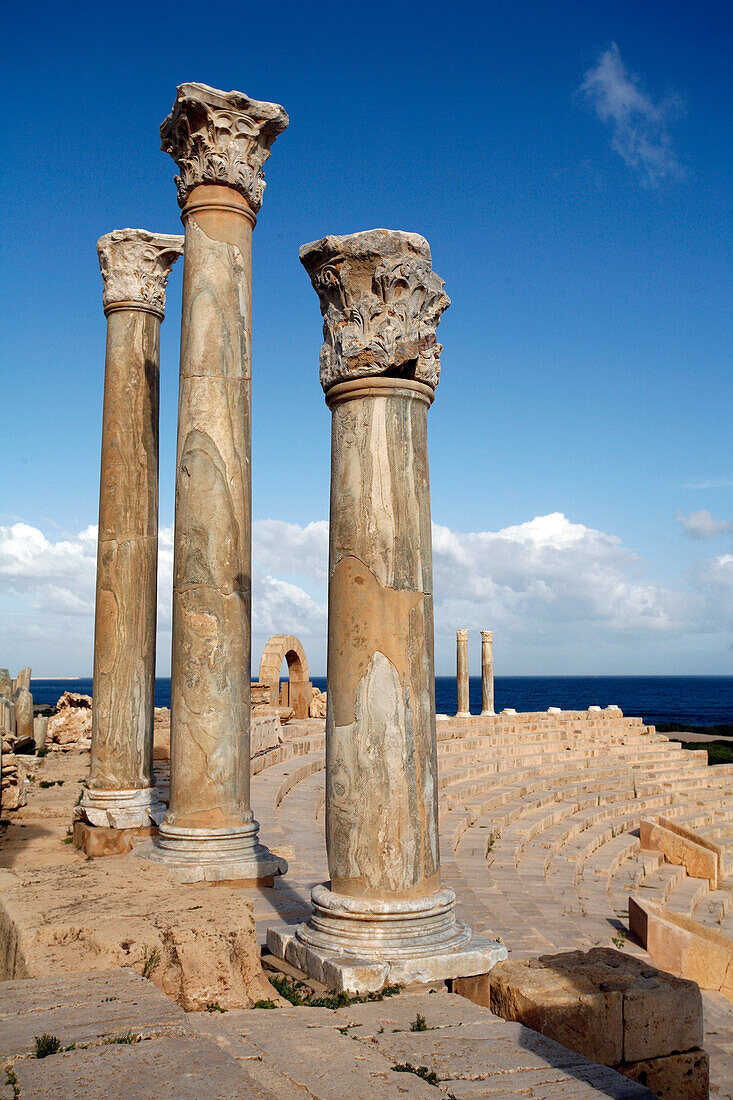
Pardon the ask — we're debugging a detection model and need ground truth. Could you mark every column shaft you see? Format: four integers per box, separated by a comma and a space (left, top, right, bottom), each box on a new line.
456, 629, 470, 716
326, 378, 439, 900
167, 186, 253, 828
481, 630, 495, 716
89, 307, 160, 792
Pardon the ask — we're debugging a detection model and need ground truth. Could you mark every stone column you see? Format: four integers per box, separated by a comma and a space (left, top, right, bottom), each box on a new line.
79, 230, 182, 833
480, 630, 495, 716
146, 83, 288, 883
456, 628, 470, 717
268, 230, 505, 990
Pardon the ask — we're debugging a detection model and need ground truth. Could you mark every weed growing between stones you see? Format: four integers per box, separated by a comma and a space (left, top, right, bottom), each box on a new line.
141, 945, 160, 980
393, 1063, 439, 1086
106, 1033, 141, 1045
612, 929, 627, 949
252, 999, 277, 1009
34, 1034, 61, 1058
36, 746, 49, 757
4, 1065, 19, 1100
266, 972, 401, 1009
205, 1001, 225, 1013
410, 1013, 428, 1031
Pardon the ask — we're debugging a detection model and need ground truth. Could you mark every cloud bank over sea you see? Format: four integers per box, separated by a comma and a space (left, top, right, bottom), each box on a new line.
1, 512, 731, 677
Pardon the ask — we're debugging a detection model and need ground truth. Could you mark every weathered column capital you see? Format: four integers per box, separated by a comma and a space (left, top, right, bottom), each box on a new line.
160, 82, 289, 213
457, 628, 469, 642
481, 630, 493, 643
97, 230, 183, 319
300, 229, 450, 392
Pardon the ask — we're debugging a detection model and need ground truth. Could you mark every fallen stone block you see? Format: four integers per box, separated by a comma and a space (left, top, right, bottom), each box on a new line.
640, 816, 720, 888
488, 948, 704, 1097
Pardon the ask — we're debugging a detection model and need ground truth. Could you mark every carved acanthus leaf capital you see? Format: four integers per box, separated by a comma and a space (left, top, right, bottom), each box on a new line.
481, 631, 493, 643
160, 82, 288, 211
300, 229, 450, 392
456, 629, 469, 642
97, 229, 183, 315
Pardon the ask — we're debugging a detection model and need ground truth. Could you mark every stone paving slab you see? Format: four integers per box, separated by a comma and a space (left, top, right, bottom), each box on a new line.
0, 968, 187, 1056
9, 1033, 277, 1100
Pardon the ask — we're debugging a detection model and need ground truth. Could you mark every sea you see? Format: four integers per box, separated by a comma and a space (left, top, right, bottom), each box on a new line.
30, 676, 733, 731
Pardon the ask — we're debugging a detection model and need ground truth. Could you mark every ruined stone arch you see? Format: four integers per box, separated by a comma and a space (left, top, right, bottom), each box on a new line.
258, 635, 312, 719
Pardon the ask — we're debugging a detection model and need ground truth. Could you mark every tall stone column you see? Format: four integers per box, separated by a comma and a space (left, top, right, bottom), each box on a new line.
146, 83, 288, 883
481, 630, 495, 716
80, 230, 182, 832
456, 628, 470, 717
268, 230, 505, 990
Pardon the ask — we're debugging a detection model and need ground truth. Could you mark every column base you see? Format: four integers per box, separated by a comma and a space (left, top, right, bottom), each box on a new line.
137, 820, 288, 884
480, 710, 496, 717
77, 786, 166, 830
455, 712, 471, 719
266, 884, 506, 993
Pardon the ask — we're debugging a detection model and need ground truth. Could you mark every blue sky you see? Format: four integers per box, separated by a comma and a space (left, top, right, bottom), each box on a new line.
1, 0, 731, 676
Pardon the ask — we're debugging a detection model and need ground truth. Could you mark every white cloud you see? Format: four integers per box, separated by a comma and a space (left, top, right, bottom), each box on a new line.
580, 43, 685, 186
676, 510, 732, 540
1, 512, 731, 677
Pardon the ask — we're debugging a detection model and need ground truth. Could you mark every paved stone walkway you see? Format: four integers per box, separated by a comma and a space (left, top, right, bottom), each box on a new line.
1, 970, 656, 1099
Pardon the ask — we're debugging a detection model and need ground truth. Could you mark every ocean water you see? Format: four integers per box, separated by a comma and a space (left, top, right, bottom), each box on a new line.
30, 675, 733, 730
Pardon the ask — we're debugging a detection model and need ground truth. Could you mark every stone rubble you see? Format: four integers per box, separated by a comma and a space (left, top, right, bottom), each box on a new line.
47, 692, 93, 751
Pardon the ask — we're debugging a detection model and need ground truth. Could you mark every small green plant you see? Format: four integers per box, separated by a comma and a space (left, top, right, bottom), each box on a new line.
205, 1001, 225, 1013
410, 1013, 428, 1032
486, 828, 500, 857
141, 945, 161, 980
36, 746, 49, 757
4, 1065, 19, 1100
266, 971, 401, 1010
103, 996, 117, 1002
393, 1063, 440, 1086
39, 780, 54, 789
106, 1032, 141, 1045
612, 929, 627, 950
252, 998, 277, 1009
57, 780, 64, 786
75, 788, 84, 806
35, 1034, 61, 1058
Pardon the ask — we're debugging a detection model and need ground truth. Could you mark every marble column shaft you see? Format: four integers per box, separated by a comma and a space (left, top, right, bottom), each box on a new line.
481, 630, 495, 716
148, 82, 288, 881
83, 230, 182, 830
456, 628, 470, 717
326, 375, 439, 900
268, 229, 506, 990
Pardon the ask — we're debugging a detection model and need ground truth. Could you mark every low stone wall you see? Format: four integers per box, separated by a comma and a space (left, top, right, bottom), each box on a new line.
631, 895, 733, 1003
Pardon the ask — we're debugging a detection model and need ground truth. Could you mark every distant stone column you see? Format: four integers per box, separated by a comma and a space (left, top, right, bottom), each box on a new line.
147, 83, 288, 882
480, 630, 495, 716
456, 629, 470, 717
80, 230, 182, 831
268, 229, 505, 990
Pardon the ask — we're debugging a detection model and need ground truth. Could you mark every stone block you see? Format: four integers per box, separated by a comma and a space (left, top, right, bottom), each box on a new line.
450, 971, 491, 1007
73, 819, 157, 857
489, 948, 702, 1065
489, 955, 624, 1065
640, 817, 719, 888
630, 895, 733, 1000
251, 714, 282, 756
621, 1048, 709, 1100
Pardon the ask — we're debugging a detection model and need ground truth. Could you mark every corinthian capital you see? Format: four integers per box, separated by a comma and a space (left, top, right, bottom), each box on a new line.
300, 229, 450, 392
160, 82, 289, 212
456, 629, 469, 642
97, 230, 184, 316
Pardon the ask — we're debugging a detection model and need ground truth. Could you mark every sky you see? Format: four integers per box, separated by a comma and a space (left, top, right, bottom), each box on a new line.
1, 0, 731, 678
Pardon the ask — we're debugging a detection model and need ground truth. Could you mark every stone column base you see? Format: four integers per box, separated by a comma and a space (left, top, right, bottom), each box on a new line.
480, 710, 496, 717
72, 819, 158, 858
266, 884, 507, 993
137, 820, 288, 884
78, 786, 166, 830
